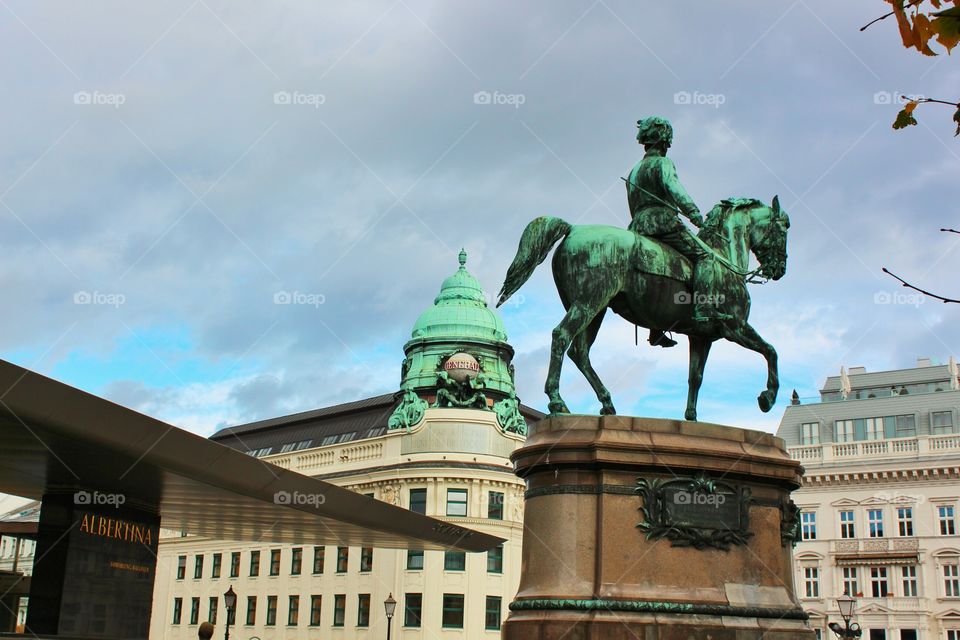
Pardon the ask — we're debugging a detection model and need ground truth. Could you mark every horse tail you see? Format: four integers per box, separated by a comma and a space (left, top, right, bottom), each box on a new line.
497, 216, 572, 307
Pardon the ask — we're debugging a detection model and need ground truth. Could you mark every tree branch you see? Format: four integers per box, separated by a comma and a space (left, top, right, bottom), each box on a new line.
861, 0, 925, 32
882, 267, 960, 303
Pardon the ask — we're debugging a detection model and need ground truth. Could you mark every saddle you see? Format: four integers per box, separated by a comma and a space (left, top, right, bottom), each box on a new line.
632, 235, 694, 283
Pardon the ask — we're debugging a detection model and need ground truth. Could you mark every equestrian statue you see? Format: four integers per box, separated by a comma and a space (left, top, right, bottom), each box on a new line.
496, 116, 790, 421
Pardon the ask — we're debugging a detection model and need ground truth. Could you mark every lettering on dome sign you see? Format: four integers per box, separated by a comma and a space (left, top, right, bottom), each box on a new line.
443, 352, 481, 381
635, 472, 753, 550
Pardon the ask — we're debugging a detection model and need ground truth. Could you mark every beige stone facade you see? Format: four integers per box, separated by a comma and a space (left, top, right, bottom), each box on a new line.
778, 360, 960, 640
149, 407, 526, 640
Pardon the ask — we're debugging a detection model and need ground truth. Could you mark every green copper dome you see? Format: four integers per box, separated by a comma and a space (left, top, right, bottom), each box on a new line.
409, 249, 508, 343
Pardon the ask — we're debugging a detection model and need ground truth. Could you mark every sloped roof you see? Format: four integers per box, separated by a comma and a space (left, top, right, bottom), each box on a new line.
210, 392, 545, 454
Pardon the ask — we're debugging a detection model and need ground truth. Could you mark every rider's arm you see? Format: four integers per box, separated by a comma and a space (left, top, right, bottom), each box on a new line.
660, 158, 702, 225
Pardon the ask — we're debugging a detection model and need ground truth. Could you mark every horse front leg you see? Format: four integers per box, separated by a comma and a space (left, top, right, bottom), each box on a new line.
685, 336, 713, 421
720, 322, 779, 413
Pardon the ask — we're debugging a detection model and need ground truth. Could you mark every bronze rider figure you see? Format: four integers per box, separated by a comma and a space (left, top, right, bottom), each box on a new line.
625, 116, 732, 348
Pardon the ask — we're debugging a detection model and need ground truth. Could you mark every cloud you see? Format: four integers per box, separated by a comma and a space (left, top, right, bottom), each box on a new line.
0, 0, 956, 439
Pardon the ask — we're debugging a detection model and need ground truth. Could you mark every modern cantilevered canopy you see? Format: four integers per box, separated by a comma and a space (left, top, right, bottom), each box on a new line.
0, 359, 504, 552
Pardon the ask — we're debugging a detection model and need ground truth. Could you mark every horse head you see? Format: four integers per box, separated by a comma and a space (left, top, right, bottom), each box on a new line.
749, 195, 790, 281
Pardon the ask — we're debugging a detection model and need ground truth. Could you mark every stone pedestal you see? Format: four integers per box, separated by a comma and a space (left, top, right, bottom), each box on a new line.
503, 415, 814, 640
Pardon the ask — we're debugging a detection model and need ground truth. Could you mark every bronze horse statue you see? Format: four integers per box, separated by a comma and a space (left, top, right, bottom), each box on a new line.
496, 197, 790, 420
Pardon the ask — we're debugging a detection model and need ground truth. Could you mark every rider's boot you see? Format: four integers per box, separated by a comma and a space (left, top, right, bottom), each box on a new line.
648, 329, 677, 348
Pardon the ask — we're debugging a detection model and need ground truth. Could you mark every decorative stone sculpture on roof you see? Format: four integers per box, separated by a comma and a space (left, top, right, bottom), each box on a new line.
387, 250, 529, 434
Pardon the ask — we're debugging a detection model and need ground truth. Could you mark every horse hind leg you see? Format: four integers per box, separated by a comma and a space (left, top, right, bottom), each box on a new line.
567, 310, 616, 415
545, 301, 608, 415
684, 336, 713, 421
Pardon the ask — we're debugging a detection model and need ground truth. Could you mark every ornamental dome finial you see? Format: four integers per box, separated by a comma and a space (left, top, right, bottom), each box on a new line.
458, 248, 467, 268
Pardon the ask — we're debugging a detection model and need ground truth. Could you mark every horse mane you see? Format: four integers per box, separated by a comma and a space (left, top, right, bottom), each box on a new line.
700, 197, 765, 240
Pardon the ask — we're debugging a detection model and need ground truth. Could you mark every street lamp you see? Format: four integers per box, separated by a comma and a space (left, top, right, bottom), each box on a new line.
828, 592, 861, 640
384, 593, 397, 640
223, 585, 237, 640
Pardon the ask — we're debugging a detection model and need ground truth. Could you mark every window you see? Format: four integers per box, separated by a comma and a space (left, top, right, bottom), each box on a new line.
868, 509, 884, 537
190, 597, 200, 625
312, 546, 324, 574
409, 488, 427, 514
865, 417, 883, 440
898, 507, 914, 536
407, 549, 424, 570
488, 545, 503, 573
801, 512, 817, 540
944, 562, 960, 597
173, 597, 183, 624
357, 594, 370, 627
488, 491, 504, 519
840, 510, 856, 538
246, 596, 257, 626
336, 547, 348, 572
211, 553, 221, 578
445, 550, 466, 571
309, 595, 322, 626
803, 567, 819, 598
249, 550, 260, 577
447, 488, 468, 516
486, 596, 502, 630
442, 594, 465, 628
836, 420, 855, 442
290, 547, 302, 575
947, 631, 960, 640
266, 595, 277, 626
842, 567, 858, 596
871, 567, 889, 597
230, 552, 240, 577
320, 435, 338, 446
933, 411, 954, 434
176, 555, 186, 580
900, 630, 917, 640
801, 422, 820, 445
902, 565, 918, 596
269, 549, 281, 575
194, 555, 204, 579
404, 593, 422, 627
288, 595, 299, 626
333, 594, 346, 627
896, 414, 916, 438
360, 547, 373, 572
941, 505, 957, 535
208, 597, 218, 624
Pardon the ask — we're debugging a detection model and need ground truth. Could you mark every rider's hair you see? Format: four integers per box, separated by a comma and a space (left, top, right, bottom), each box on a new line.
636, 116, 673, 148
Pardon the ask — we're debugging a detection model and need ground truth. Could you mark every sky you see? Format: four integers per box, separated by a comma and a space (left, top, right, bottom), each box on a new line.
0, 0, 958, 440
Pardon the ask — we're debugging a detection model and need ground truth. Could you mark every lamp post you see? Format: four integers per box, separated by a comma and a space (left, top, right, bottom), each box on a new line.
223, 585, 237, 640
828, 592, 861, 640
384, 593, 397, 640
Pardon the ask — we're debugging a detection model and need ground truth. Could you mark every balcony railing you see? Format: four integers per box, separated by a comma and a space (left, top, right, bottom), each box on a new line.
262, 441, 385, 473
788, 434, 960, 463
855, 597, 926, 612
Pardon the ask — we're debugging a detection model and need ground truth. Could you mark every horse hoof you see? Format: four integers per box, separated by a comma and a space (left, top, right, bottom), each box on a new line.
684, 410, 697, 421
757, 391, 774, 413
600, 405, 617, 416
548, 401, 570, 415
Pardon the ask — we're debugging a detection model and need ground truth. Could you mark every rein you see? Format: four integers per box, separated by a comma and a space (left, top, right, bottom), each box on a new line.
620, 176, 772, 284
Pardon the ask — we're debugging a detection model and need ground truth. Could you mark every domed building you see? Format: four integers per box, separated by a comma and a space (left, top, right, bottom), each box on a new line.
149, 252, 542, 640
